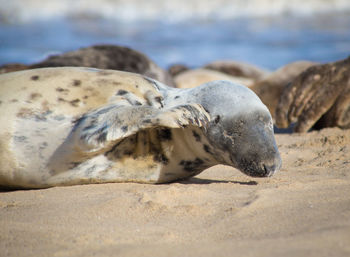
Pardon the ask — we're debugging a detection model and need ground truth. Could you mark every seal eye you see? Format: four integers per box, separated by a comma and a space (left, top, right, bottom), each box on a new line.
214, 115, 220, 124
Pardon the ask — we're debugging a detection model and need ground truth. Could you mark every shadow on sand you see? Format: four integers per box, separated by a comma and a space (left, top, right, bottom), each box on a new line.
179, 177, 258, 185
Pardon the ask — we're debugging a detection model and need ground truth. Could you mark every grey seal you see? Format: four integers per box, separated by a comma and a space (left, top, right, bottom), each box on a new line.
0, 67, 281, 188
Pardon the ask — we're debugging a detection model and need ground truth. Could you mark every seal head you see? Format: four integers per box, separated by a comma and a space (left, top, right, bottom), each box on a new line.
192, 81, 282, 177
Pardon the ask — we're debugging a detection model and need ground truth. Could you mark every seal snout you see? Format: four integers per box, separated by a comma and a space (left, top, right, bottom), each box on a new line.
260, 152, 282, 177
262, 163, 279, 177
238, 148, 282, 178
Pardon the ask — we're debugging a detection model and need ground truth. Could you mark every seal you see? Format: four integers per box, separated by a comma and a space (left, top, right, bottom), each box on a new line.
250, 61, 317, 118
0, 44, 175, 86
173, 68, 254, 89
276, 57, 350, 132
0, 67, 281, 188
203, 60, 268, 81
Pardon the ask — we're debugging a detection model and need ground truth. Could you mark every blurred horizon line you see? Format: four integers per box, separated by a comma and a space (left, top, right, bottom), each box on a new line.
2, 0, 350, 24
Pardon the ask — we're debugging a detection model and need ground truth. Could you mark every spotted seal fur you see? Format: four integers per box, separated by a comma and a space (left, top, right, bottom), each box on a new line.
0, 67, 281, 188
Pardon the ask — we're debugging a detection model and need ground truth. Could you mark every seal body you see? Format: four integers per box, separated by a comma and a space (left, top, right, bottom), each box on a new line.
173, 68, 254, 89
0, 45, 175, 86
0, 67, 281, 188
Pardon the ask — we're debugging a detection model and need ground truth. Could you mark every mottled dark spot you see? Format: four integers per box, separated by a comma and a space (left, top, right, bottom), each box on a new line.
39, 142, 48, 150
14, 136, 28, 142
116, 89, 128, 96
159, 129, 172, 141
143, 119, 152, 124
97, 131, 107, 143
70, 98, 80, 107
214, 115, 221, 124
154, 96, 163, 105
31, 75, 39, 81
154, 154, 169, 165
10, 99, 18, 103
73, 80, 81, 87
192, 130, 201, 142
79, 133, 88, 141
179, 158, 205, 172
32, 111, 51, 122
16, 108, 34, 118
29, 92, 42, 101
34, 113, 47, 122
56, 87, 65, 92
121, 125, 128, 132
57, 97, 65, 102
96, 78, 114, 87
135, 101, 142, 106
203, 144, 213, 154
174, 95, 180, 99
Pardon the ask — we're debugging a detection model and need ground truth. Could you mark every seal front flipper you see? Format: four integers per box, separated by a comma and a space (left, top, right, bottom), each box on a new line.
48, 103, 210, 174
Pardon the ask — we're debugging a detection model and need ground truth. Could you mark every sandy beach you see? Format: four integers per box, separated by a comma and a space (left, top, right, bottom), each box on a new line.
1, 127, 349, 257
1, 0, 349, 255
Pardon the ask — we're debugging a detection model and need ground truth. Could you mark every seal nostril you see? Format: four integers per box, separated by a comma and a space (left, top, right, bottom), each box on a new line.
263, 164, 276, 176
263, 164, 267, 172
263, 164, 269, 176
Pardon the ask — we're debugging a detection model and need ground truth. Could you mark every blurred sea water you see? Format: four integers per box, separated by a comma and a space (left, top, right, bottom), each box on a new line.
0, 0, 350, 70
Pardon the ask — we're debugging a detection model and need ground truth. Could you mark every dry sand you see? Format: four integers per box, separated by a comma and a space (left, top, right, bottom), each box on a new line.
1, 127, 350, 257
